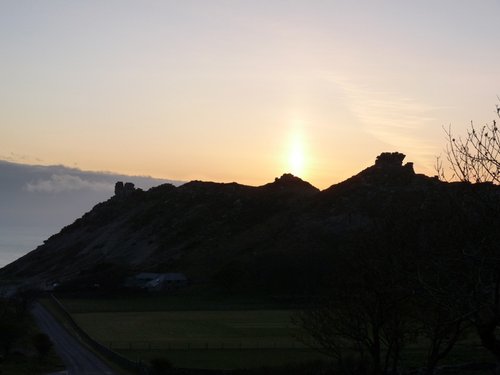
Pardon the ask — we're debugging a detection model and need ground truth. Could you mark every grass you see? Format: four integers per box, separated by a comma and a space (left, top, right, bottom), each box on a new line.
121, 348, 328, 370
58, 290, 291, 312
58, 294, 329, 369
57, 294, 497, 371
402, 340, 493, 369
69, 308, 328, 369
72, 309, 301, 348
0, 354, 64, 375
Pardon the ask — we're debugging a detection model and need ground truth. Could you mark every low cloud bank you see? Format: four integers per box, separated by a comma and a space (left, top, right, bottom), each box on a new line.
0, 159, 181, 267
24, 174, 115, 193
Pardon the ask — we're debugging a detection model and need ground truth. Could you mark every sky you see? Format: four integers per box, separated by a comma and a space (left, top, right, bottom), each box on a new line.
1, 1, 500, 189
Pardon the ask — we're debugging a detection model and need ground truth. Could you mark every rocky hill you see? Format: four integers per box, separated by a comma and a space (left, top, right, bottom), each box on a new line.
1, 152, 496, 293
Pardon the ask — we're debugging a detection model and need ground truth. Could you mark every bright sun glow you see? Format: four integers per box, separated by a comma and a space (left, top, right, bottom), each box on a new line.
289, 135, 305, 177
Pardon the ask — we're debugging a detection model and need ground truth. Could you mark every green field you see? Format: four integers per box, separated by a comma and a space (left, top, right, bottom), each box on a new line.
58, 295, 495, 371
121, 349, 327, 369
60, 295, 327, 369
72, 310, 300, 348
59, 292, 292, 312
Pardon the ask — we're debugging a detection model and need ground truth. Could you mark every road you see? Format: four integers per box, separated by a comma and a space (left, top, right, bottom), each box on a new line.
32, 302, 116, 375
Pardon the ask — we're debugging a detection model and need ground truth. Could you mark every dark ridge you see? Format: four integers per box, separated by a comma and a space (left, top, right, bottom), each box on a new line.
260, 173, 319, 194
1, 152, 497, 296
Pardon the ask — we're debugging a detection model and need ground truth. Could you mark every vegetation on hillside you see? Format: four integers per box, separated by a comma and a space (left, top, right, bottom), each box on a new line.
0, 295, 62, 374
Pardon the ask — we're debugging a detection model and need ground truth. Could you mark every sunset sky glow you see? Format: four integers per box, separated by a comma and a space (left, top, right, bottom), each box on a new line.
2, 1, 500, 189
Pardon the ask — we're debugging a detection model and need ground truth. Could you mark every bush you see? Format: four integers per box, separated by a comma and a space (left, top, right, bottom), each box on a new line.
32, 333, 53, 359
149, 357, 172, 375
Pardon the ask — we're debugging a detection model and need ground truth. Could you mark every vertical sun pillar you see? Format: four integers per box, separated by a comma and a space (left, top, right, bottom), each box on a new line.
288, 129, 306, 178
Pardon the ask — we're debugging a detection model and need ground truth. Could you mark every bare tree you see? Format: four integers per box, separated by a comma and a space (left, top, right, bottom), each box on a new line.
413, 282, 469, 375
441, 105, 500, 183
293, 223, 418, 375
437, 104, 500, 371
418, 202, 500, 371
294, 193, 482, 374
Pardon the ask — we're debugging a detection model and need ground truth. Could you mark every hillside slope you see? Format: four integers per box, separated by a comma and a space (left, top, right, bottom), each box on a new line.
1, 152, 493, 293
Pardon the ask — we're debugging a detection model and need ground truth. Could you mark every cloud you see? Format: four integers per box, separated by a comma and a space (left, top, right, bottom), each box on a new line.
24, 174, 115, 193
0, 152, 43, 164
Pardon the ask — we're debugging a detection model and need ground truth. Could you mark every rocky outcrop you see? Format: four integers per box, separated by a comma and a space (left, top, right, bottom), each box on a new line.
114, 181, 136, 197
262, 173, 320, 195
375, 152, 406, 167
375, 152, 414, 174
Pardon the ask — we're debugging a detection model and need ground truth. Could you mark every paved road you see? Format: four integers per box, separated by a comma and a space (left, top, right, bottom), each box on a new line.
32, 302, 116, 375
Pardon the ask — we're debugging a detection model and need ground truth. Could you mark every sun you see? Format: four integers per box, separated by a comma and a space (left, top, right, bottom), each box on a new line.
288, 135, 305, 177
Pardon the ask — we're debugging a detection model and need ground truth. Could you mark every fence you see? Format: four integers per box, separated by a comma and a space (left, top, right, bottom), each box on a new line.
106, 340, 306, 351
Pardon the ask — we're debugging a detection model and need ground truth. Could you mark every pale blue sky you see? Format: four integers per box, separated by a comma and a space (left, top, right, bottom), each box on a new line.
1, 1, 499, 188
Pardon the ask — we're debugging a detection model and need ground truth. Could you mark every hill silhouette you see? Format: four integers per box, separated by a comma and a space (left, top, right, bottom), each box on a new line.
1, 152, 495, 293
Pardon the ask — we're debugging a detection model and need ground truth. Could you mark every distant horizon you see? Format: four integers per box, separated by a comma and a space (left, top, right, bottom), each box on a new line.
2, 2, 499, 191
0, 157, 185, 187
1, 149, 423, 191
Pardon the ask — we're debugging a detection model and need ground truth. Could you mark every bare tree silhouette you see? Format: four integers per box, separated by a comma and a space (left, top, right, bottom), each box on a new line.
440, 103, 500, 183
